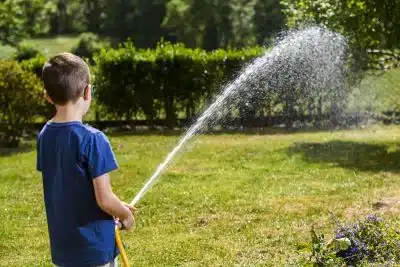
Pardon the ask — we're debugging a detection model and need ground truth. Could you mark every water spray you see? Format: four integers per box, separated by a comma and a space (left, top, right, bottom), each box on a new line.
117, 26, 349, 267
128, 26, 348, 207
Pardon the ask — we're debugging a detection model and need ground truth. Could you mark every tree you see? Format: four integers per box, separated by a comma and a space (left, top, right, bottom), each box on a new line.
83, 0, 106, 34
254, 0, 286, 46
164, 0, 256, 50
0, 0, 26, 45
162, 0, 195, 46
131, 0, 169, 48
21, 0, 56, 37
229, 0, 257, 48
280, 0, 400, 50
103, 0, 169, 48
49, 0, 85, 35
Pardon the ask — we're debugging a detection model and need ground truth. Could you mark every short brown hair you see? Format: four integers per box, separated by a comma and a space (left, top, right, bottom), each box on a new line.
42, 53, 90, 105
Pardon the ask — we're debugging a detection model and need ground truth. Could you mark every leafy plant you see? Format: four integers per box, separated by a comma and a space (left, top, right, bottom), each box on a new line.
0, 60, 45, 147
13, 42, 44, 62
20, 55, 55, 120
71, 32, 110, 64
94, 40, 264, 126
309, 215, 400, 266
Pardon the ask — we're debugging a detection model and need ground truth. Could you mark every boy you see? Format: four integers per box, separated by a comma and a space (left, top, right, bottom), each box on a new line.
36, 52, 135, 267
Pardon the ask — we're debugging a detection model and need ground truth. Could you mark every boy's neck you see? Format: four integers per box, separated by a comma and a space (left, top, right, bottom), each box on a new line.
51, 104, 83, 123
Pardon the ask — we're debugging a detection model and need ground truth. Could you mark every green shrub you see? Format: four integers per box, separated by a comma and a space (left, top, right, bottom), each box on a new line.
20, 55, 46, 79
13, 42, 44, 62
308, 215, 400, 266
0, 60, 45, 147
71, 32, 110, 64
94, 41, 265, 127
20, 56, 55, 120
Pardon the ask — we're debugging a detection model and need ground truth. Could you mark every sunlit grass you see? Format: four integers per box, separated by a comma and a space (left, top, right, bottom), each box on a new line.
1, 125, 400, 266
0, 35, 80, 59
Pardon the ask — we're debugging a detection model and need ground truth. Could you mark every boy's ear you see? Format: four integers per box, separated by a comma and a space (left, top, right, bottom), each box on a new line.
83, 85, 91, 100
44, 92, 54, 105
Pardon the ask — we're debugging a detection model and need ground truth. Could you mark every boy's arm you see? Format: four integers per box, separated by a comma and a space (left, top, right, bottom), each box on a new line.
85, 131, 135, 229
93, 173, 135, 230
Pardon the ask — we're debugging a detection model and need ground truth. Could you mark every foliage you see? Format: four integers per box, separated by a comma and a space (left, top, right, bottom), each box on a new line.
101, 0, 168, 48
19, 56, 56, 119
367, 49, 400, 71
0, 0, 55, 45
71, 32, 110, 63
309, 215, 400, 266
0, 60, 44, 147
82, 0, 106, 34
94, 41, 265, 127
0, 0, 27, 45
19, 55, 47, 78
163, 0, 262, 49
254, 0, 286, 45
95, 34, 352, 128
348, 68, 400, 116
48, 0, 85, 35
20, 0, 55, 37
13, 42, 44, 62
1, 0, 399, 54
281, 0, 400, 50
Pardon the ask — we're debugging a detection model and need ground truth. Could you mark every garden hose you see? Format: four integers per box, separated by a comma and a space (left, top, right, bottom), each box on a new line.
115, 226, 130, 267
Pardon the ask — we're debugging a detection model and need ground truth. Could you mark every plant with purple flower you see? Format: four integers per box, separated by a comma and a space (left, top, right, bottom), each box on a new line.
308, 215, 400, 266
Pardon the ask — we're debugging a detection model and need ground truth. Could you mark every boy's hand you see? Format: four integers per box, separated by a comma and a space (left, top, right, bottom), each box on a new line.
115, 214, 135, 231
121, 213, 135, 231
116, 203, 136, 231
123, 202, 137, 213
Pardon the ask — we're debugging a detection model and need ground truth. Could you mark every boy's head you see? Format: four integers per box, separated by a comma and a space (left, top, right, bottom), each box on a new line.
42, 52, 92, 113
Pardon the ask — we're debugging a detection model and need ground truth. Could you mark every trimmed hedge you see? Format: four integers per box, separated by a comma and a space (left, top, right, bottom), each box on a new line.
3, 40, 369, 133
94, 41, 265, 127
94, 40, 352, 129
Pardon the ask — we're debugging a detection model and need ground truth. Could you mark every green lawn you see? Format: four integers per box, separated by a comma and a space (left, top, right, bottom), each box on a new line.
0, 35, 80, 59
1, 125, 400, 266
348, 68, 400, 113
0, 44, 17, 59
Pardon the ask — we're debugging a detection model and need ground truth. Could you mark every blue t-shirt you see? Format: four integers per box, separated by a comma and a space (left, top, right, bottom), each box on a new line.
36, 121, 119, 267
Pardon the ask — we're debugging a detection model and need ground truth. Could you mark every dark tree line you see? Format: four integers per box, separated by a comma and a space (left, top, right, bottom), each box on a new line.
1, 0, 285, 49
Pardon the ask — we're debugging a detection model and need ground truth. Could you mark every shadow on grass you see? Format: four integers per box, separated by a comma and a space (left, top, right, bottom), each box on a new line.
288, 141, 400, 173
0, 143, 34, 157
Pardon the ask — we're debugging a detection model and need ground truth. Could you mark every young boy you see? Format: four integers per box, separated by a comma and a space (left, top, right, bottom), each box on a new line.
36, 52, 135, 267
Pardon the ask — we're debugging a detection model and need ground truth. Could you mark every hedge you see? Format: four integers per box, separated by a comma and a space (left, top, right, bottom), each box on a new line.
1, 40, 373, 135
94, 41, 265, 127
94, 40, 352, 128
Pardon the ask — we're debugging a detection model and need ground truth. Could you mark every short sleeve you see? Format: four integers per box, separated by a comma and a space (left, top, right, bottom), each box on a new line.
85, 132, 119, 179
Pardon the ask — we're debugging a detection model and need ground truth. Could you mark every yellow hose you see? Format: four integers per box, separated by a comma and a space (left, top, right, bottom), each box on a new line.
115, 226, 130, 267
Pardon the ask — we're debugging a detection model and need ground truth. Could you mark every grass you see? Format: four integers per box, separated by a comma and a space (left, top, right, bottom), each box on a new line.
1, 125, 400, 266
0, 44, 17, 59
0, 35, 80, 59
25, 36, 80, 56
348, 68, 400, 113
